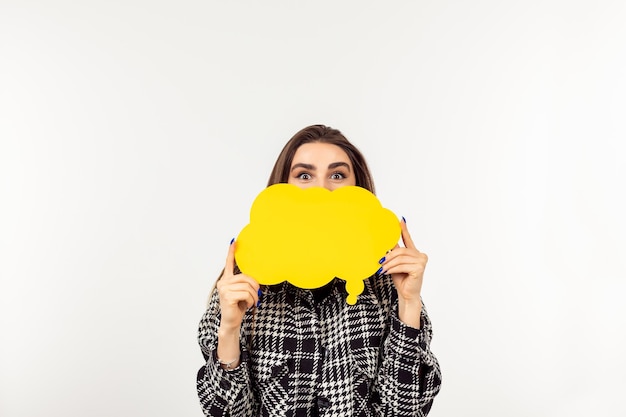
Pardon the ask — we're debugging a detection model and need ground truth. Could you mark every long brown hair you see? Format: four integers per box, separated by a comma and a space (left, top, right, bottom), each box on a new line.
267, 124, 376, 194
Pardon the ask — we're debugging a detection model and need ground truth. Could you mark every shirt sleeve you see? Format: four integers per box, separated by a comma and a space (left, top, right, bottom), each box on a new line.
375, 301, 442, 416
196, 288, 255, 417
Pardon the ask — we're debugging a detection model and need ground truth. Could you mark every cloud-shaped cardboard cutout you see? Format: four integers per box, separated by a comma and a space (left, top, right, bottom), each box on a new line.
235, 184, 401, 304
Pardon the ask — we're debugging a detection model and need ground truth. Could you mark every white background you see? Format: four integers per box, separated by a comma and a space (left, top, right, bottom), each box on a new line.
1, 1, 625, 416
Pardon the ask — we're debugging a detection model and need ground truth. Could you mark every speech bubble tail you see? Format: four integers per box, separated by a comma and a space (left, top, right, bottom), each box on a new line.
344, 278, 365, 305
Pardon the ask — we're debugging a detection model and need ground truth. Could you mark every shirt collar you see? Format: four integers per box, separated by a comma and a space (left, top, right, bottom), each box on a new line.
264, 275, 380, 306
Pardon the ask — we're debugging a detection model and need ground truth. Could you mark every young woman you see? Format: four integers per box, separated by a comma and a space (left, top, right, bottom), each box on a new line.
197, 125, 442, 417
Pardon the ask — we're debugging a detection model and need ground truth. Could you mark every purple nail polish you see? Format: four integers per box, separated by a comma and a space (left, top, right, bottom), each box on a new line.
230, 238, 235, 245
378, 256, 386, 264
402, 216, 406, 224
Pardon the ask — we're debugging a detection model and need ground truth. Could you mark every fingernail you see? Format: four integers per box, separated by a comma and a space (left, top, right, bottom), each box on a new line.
376, 266, 383, 276
230, 238, 235, 245
378, 256, 386, 264
257, 288, 262, 307
402, 216, 406, 224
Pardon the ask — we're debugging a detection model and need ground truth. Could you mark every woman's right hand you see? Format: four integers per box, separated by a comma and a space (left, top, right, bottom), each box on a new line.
216, 240, 260, 331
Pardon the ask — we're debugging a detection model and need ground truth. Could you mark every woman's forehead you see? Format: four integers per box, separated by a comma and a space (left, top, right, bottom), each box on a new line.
291, 143, 351, 166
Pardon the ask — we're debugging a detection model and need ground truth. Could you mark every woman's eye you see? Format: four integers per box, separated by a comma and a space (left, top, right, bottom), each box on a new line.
330, 172, 345, 180
297, 173, 312, 180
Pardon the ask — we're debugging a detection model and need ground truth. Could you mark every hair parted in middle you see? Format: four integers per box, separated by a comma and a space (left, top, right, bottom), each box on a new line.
267, 124, 376, 194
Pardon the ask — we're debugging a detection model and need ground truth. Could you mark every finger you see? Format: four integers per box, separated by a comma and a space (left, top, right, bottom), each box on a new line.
220, 273, 260, 289
383, 247, 417, 263
221, 281, 258, 293
221, 282, 260, 301
382, 253, 426, 271
380, 246, 407, 267
225, 238, 236, 275
222, 290, 257, 309
400, 220, 417, 250
384, 260, 426, 275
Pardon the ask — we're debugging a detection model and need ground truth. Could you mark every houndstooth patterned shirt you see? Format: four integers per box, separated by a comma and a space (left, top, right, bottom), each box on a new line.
197, 274, 442, 416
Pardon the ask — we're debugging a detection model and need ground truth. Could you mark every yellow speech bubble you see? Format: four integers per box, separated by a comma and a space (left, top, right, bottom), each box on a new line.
235, 184, 401, 304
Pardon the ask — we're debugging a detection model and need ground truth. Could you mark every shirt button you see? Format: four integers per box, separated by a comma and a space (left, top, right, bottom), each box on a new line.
321, 346, 329, 360
317, 397, 330, 409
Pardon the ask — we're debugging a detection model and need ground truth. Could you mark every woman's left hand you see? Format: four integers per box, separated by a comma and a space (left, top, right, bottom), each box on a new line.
380, 219, 428, 327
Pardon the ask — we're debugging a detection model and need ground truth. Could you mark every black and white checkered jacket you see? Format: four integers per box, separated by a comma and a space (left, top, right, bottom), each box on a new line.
197, 273, 442, 416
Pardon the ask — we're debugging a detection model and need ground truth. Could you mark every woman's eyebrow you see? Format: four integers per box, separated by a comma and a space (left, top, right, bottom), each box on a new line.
328, 162, 351, 171
291, 163, 315, 172
291, 162, 351, 172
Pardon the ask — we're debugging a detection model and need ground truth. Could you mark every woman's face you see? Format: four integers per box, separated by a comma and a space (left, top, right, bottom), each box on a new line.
287, 142, 356, 191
